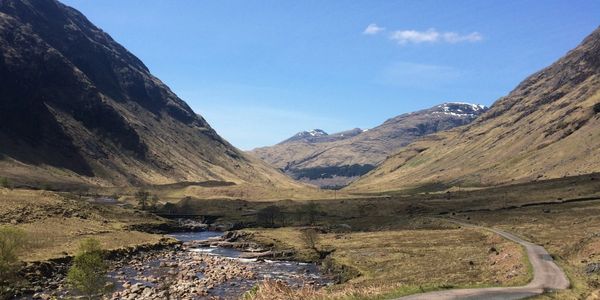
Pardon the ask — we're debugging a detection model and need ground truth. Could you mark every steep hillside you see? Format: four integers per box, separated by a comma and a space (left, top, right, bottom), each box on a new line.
0, 0, 310, 198
348, 27, 600, 193
250, 103, 486, 188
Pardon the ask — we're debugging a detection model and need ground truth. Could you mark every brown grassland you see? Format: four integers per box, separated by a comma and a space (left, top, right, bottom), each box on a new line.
242, 224, 531, 299
1, 173, 599, 299
0, 188, 166, 261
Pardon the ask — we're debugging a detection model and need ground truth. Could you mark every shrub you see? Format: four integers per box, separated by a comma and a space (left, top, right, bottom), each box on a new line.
300, 228, 319, 250
67, 238, 109, 299
161, 202, 177, 214
0, 226, 26, 282
256, 206, 281, 227
0, 177, 11, 189
298, 202, 320, 225
149, 195, 159, 210
594, 102, 600, 114
135, 190, 150, 210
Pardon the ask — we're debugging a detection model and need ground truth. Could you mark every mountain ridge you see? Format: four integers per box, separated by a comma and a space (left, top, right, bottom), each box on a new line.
250, 102, 487, 188
0, 0, 311, 198
347, 26, 600, 193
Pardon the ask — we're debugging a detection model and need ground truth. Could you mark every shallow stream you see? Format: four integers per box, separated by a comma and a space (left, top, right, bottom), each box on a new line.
104, 231, 331, 299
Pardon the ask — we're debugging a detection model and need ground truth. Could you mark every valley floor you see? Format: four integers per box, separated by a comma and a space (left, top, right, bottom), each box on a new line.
242, 222, 532, 299
1, 173, 600, 299
0, 189, 167, 262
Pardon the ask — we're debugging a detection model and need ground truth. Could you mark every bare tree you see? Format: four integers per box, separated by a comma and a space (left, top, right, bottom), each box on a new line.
256, 206, 281, 227
300, 228, 319, 251
135, 190, 150, 210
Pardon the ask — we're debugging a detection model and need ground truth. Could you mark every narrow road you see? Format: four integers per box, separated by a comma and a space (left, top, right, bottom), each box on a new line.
395, 220, 570, 300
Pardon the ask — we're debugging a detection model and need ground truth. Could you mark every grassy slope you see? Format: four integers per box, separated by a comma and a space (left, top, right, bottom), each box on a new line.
348, 28, 600, 194
0, 188, 167, 261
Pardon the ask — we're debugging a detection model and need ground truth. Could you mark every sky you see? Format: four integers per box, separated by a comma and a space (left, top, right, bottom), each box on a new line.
61, 0, 600, 150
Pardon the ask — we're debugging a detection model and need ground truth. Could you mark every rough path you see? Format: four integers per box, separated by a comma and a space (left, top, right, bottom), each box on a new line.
395, 220, 570, 300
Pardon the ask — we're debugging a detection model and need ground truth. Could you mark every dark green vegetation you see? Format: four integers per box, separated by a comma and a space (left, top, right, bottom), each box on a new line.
135, 190, 160, 211
0, 226, 26, 296
0, 178, 11, 189
67, 238, 109, 299
161, 173, 600, 230
594, 102, 600, 114
285, 164, 376, 181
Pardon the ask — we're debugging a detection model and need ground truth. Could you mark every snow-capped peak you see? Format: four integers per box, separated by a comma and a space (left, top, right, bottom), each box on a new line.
442, 102, 487, 111
305, 129, 327, 137
432, 102, 488, 117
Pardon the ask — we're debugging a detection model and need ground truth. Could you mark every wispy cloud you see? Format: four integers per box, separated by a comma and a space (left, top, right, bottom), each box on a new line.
363, 23, 385, 35
363, 25, 483, 45
389, 28, 482, 44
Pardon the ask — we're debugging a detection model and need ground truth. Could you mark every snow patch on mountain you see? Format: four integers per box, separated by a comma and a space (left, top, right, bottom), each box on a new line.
433, 102, 488, 117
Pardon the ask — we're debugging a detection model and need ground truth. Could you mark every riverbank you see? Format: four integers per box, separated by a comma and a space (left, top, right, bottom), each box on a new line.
109, 232, 331, 300
21, 230, 332, 300
238, 220, 532, 299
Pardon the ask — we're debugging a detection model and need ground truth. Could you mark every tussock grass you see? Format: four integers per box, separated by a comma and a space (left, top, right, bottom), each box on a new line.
0, 189, 166, 261
462, 200, 600, 299
244, 222, 530, 299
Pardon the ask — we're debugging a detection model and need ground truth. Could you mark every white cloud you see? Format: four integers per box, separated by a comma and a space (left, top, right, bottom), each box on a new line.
387, 28, 483, 45
389, 29, 439, 44
363, 23, 385, 35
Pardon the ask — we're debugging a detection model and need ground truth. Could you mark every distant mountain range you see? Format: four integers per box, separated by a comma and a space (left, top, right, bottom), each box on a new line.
347, 26, 600, 193
0, 0, 308, 197
250, 103, 487, 188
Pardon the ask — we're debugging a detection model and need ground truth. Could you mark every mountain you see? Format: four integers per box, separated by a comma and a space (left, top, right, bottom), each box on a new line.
280, 128, 365, 145
281, 129, 330, 144
0, 0, 309, 197
348, 27, 600, 193
250, 103, 487, 188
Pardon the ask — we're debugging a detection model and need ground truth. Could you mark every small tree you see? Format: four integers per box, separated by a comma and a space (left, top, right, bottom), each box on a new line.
67, 238, 108, 299
149, 195, 159, 210
135, 190, 150, 210
0, 177, 11, 189
300, 228, 319, 251
0, 226, 26, 283
256, 205, 281, 227
161, 202, 177, 215
178, 197, 194, 213
299, 202, 320, 225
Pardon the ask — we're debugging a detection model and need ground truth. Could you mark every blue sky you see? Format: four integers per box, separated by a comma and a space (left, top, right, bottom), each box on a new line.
61, 0, 599, 150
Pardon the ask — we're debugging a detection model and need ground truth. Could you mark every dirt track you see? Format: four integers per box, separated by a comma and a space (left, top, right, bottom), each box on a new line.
396, 220, 569, 300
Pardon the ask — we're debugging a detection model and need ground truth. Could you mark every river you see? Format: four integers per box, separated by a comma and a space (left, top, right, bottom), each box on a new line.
103, 231, 332, 299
